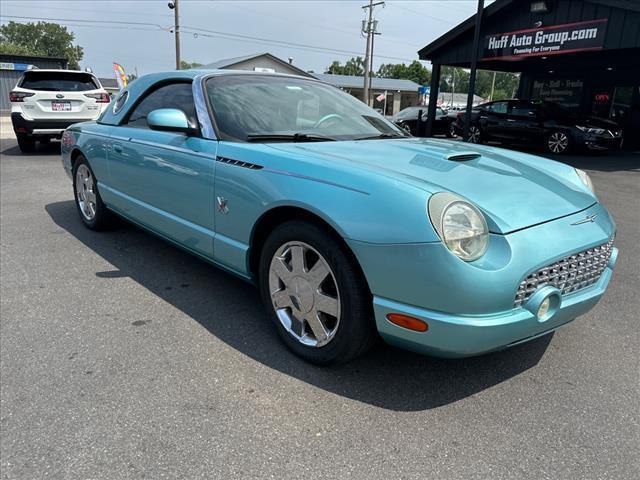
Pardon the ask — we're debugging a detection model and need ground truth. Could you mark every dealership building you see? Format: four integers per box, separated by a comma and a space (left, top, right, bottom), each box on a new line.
419, 0, 640, 147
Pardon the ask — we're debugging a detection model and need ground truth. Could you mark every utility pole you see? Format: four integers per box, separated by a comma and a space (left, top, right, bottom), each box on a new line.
451, 68, 455, 109
362, 0, 384, 106
489, 71, 496, 101
169, 0, 181, 70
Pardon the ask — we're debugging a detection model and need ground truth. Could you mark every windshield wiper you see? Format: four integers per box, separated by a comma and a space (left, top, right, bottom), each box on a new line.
246, 133, 337, 142
354, 132, 409, 140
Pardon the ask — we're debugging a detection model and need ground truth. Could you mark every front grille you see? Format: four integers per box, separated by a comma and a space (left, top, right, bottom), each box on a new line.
514, 238, 614, 308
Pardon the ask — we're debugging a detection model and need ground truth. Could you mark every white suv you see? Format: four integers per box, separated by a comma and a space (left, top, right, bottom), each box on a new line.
10, 69, 111, 152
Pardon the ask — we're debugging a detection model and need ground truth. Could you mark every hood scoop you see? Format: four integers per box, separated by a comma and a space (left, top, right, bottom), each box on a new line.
444, 151, 481, 162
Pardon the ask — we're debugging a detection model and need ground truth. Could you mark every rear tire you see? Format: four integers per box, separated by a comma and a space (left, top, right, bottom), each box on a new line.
447, 121, 456, 138
546, 130, 571, 154
258, 220, 376, 365
16, 134, 35, 153
72, 155, 114, 230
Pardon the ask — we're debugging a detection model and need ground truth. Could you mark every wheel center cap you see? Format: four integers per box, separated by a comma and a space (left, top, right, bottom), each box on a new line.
289, 276, 314, 313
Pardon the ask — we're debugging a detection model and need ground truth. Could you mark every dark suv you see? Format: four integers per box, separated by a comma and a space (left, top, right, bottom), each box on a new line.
453, 100, 623, 154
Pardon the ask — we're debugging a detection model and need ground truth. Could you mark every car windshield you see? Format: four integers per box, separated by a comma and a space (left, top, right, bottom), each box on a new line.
205, 75, 407, 142
19, 71, 99, 92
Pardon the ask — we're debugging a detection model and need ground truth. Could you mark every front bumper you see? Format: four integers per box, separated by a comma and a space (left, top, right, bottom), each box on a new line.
373, 254, 615, 357
575, 130, 623, 151
11, 113, 89, 137
348, 202, 617, 358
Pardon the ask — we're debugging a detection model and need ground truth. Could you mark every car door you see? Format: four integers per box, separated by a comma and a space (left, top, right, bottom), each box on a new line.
480, 101, 510, 140
433, 107, 448, 134
507, 101, 545, 145
105, 81, 217, 258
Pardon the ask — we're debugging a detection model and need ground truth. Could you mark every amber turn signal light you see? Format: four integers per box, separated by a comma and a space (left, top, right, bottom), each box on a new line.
386, 313, 429, 332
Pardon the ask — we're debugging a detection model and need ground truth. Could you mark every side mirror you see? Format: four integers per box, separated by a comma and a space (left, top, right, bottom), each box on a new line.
147, 108, 197, 134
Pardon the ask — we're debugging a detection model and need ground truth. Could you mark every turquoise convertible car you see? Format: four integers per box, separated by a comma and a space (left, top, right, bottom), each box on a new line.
61, 70, 617, 364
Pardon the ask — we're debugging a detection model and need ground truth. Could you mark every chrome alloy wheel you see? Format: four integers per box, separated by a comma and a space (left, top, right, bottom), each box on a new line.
548, 131, 569, 153
467, 125, 481, 143
268, 241, 341, 347
75, 164, 97, 221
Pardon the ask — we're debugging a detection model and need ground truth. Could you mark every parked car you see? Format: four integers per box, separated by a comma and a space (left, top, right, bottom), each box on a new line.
10, 69, 110, 152
61, 71, 617, 365
453, 100, 623, 153
391, 106, 455, 137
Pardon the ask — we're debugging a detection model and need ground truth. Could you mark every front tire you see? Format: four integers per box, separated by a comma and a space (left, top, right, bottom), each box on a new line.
16, 134, 35, 153
466, 124, 483, 143
72, 155, 113, 230
258, 220, 376, 365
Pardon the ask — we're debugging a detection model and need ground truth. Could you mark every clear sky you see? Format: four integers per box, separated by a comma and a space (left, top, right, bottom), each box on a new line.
1, 0, 491, 79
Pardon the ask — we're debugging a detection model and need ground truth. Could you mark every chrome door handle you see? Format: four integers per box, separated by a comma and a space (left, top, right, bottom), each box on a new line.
507, 119, 516, 122
113, 144, 123, 153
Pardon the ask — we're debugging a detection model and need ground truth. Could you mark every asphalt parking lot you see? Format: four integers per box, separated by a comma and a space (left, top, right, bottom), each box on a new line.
1, 135, 638, 480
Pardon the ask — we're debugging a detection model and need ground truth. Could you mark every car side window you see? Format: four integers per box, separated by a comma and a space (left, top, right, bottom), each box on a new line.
125, 82, 198, 129
488, 102, 508, 114
510, 102, 537, 117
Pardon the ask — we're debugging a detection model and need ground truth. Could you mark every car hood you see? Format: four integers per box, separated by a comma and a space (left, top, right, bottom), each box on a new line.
573, 115, 620, 130
268, 138, 595, 234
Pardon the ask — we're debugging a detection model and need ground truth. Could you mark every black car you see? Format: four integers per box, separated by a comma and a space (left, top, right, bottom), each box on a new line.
391, 106, 456, 137
453, 100, 623, 154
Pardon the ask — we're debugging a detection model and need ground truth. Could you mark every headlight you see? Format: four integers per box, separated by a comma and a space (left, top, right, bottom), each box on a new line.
576, 125, 605, 134
428, 192, 489, 262
575, 168, 595, 194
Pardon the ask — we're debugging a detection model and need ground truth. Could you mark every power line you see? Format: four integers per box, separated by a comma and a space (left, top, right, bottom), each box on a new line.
1, 15, 169, 30
0, 3, 174, 19
3, 15, 415, 62
220, 0, 419, 49
182, 25, 415, 62
0, 19, 164, 33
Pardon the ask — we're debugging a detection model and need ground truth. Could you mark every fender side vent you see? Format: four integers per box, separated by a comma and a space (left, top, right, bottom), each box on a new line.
216, 156, 263, 170
444, 152, 481, 162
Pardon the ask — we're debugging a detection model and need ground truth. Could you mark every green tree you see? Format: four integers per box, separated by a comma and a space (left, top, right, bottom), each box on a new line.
439, 66, 469, 94
180, 60, 203, 70
0, 21, 83, 69
325, 57, 366, 76
0, 41, 36, 56
474, 70, 520, 100
377, 60, 431, 86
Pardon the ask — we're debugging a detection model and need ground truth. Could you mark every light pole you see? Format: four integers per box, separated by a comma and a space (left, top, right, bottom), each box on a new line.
168, 0, 181, 70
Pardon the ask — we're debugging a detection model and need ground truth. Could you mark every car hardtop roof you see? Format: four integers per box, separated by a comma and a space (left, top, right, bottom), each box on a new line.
98, 69, 326, 127
143, 68, 320, 82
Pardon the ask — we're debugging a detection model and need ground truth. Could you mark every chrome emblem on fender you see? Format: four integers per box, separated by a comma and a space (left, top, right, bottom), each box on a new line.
571, 213, 598, 225
216, 196, 229, 214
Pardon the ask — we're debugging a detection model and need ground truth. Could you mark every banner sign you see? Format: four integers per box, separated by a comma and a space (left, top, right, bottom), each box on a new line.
483, 19, 607, 60
113, 62, 127, 90
531, 79, 584, 109
0, 63, 31, 71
